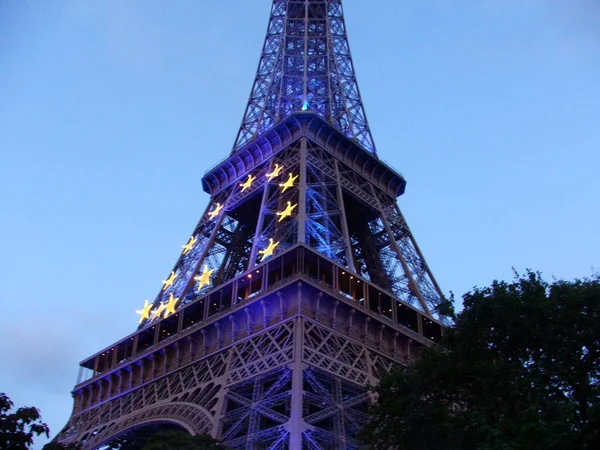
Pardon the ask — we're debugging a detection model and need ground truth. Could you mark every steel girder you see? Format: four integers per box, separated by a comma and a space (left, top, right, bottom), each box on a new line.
140, 132, 446, 331
57, 310, 401, 450
54, 0, 450, 446
233, 0, 376, 154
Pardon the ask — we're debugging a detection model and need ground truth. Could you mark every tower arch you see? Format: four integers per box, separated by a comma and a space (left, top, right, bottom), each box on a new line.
79, 402, 214, 450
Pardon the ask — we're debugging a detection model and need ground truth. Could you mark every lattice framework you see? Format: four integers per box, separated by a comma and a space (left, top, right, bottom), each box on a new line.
56, 310, 405, 450
54, 1, 449, 448
234, 0, 376, 154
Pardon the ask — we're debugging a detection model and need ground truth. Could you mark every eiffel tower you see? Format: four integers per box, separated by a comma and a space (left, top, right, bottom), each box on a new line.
54, 1, 447, 448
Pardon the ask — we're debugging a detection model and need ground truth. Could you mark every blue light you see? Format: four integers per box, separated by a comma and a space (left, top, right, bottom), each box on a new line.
301, 102, 309, 111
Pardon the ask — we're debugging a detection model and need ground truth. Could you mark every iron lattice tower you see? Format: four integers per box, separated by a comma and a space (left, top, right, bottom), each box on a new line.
55, 1, 447, 449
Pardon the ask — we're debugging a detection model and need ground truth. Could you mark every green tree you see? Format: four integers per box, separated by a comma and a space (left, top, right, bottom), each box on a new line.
362, 272, 600, 450
0, 393, 50, 449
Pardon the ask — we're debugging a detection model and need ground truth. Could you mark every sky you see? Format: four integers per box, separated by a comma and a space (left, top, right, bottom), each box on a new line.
1, 0, 599, 448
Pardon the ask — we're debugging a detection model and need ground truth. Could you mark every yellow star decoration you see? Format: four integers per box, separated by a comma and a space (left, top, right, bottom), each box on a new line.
135, 299, 153, 323
208, 203, 223, 220
240, 174, 256, 192
151, 302, 167, 320
164, 293, 180, 318
276, 201, 298, 222
266, 164, 284, 181
280, 173, 298, 192
195, 264, 215, 290
259, 238, 280, 261
182, 236, 197, 255
162, 271, 177, 291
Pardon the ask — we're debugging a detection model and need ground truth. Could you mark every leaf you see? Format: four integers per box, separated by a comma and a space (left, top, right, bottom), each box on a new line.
362, 273, 600, 450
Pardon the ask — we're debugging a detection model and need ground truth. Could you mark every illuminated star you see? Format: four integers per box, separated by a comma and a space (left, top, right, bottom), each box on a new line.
258, 238, 279, 261
279, 173, 298, 192
182, 236, 197, 255
266, 164, 284, 181
162, 271, 177, 291
164, 293, 180, 318
151, 302, 167, 320
276, 201, 298, 222
135, 299, 153, 323
208, 203, 223, 220
195, 264, 215, 290
240, 174, 256, 192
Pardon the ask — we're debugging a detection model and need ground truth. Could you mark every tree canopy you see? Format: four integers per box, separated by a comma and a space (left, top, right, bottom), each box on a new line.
0, 393, 49, 450
362, 271, 600, 450
104, 427, 225, 450
140, 430, 225, 450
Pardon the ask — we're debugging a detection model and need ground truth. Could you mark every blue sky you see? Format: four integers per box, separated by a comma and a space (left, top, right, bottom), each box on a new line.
1, 0, 599, 447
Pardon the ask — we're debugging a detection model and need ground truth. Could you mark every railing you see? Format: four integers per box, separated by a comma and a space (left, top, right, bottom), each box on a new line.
76, 244, 444, 385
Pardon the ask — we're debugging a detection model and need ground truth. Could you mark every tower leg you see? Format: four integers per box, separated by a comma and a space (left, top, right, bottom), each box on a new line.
288, 316, 306, 447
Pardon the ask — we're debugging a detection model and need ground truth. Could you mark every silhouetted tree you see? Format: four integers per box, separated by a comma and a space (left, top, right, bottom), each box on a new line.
0, 393, 49, 449
141, 430, 225, 450
362, 271, 600, 449
105, 428, 225, 450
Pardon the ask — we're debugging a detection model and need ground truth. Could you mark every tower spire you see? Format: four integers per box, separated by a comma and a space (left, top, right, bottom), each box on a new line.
233, 0, 376, 154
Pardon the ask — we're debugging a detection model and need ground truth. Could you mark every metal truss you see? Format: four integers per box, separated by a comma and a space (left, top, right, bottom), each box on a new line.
57, 350, 228, 448
146, 189, 232, 316
374, 191, 447, 321
135, 1, 444, 328
233, 0, 376, 154
56, 320, 296, 449
324, 150, 447, 321
56, 307, 404, 450
221, 368, 292, 449
219, 318, 397, 450
141, 132, 446, 329
141, 152, 291, 326
249, 143, 303, 267
55, 1, 449, 448
304, 141, 348, 265
302, 369, 371, 449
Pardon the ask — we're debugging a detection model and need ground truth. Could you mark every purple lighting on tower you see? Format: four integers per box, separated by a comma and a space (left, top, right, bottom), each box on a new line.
52, 2, 448, 449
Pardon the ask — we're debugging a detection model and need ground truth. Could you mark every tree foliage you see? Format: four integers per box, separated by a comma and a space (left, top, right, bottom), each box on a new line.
0, 393, 50, 450
140, 430, 225, 450
104, 426, 225, 450
363, 271, 600, 450
42, 442, 81, 450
